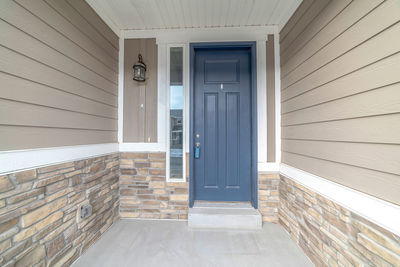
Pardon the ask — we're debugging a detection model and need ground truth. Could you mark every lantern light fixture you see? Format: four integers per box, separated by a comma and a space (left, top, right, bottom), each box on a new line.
133, 54, 146, 82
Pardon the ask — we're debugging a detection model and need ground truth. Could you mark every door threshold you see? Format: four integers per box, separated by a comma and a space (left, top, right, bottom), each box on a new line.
193, 201, 253, 209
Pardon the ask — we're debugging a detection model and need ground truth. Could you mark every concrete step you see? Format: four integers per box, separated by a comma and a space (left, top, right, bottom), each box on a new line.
188, 201, 262, 230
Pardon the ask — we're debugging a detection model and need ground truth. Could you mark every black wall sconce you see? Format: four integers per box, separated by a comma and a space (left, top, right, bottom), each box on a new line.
133, 54, 146, 82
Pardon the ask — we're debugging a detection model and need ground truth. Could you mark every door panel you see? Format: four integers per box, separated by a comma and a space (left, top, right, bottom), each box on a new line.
194, 48, 252, 201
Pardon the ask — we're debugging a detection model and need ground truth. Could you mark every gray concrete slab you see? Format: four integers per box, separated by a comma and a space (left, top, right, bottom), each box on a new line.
72, 220, 313, 267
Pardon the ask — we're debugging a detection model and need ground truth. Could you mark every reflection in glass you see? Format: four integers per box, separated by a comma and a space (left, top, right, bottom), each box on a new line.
169, 47, 183, 179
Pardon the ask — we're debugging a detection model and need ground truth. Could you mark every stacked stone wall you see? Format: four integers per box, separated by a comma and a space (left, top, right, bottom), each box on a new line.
0, 154, 119, 266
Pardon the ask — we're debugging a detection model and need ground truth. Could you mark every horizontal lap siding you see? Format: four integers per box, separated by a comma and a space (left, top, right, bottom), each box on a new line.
280, 0, 400, 205
123, 38, 158, 143
0, 0, 119, 151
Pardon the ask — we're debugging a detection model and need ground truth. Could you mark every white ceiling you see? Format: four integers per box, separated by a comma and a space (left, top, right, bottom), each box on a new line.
86, 0, 302, 34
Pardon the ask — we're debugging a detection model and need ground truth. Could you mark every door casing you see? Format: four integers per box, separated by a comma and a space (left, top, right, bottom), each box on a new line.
189, 42, 258, 208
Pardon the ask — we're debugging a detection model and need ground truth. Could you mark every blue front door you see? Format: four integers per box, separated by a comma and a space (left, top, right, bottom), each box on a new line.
193, 47, 252, 202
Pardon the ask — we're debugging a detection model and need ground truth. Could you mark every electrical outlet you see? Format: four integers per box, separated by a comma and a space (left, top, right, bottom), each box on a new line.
81, 204, 92, 219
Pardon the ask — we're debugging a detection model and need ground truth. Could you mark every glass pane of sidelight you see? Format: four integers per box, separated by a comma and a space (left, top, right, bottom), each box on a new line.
169, 47, 184, 180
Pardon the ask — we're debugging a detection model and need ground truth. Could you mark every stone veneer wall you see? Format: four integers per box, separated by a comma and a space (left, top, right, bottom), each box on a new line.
279, 175, 400, 267
258, 172, 279, 223
0, 154, 119, 267
119, 152, 189, 220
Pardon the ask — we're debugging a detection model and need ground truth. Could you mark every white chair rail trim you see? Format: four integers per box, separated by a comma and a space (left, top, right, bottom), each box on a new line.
0, 143, 118, 175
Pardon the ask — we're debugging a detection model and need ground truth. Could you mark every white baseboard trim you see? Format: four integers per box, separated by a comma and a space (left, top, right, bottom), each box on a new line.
119, 142, 166, 152
280, 164, 400, 237
0, 143, 119, 175
258, 162, 279, 172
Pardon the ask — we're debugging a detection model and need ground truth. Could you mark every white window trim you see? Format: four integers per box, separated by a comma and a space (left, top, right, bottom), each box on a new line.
166, 44, 187, 182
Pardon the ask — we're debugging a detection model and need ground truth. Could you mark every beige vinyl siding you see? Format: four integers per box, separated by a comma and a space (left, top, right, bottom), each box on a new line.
123, 38, 158, 143
0, 0, 118, 151
266, 35, 276, 162
280, 0, 400, 205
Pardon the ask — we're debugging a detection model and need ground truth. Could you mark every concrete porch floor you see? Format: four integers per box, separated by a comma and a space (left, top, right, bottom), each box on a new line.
72, 220, 313, 267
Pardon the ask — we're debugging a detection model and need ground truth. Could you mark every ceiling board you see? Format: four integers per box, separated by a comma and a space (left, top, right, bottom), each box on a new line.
86, 0, 302, 34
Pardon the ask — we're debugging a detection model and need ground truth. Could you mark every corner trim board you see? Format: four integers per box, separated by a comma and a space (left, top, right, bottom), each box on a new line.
85, 0, 121, 37
0, 143, 119, 175
280, 163, 400, 237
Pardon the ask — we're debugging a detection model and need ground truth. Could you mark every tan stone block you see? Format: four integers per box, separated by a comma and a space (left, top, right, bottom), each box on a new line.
148, 169, 165, 176
133, 175, 149, 181
119, 159, 135, 168
322, 243, 337, 259
303, 192, 317, 205
259, 207, 277, 214
0, 176, 14, 193
149, 153, 165, 159
174, 188, 188, 194
349, 239, 390, 267
136, 168, 148, 175
64, 169, 82, 178
15, 245, 45, 267
120, 169, 137, 175
167, 182, 188, 187
137, 189, 153, 194
322, 210, 356, 236
307, 207, 323, 224
258, 172, 279, 180
149, 181, 165, 189
0, 197, 37, 216
150, 161, 166, 168
46, 180, 69, 196
14, 169, 37, 184
170, 194, 188, 201
154, 189, 166, 195
259, 195, 270, 201
0, 199, 5, 208
43, 218, 74, 243
106, 160, 119, 169
258, 190, 271, 196
262, 216, 278, 223
52, 247, 77, 267
21, 197, 67, 227
120, 189, 136, 196
320, 227, 348, 250
46, 235, 65, 258
34, 175, 64, 188
121, 152, 148, 159
135, 162, 150, 168
357, 233, 400, 265
1, 239, 31, 262
121, 199, 140, 205
142, 200, 159, 206
120, 212, 139, 218
46, 188, 73, 202
119, 176, 133, 185
353, 220, 400, 255
0, 238, 11, 254
7, 188, 44, 205
14, 211, 63, 242
151, 176, 165, 181
38, 162, 74, 174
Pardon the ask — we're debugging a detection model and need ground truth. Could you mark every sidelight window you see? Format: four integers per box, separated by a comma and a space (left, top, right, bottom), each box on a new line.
167, 46, 185, 181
